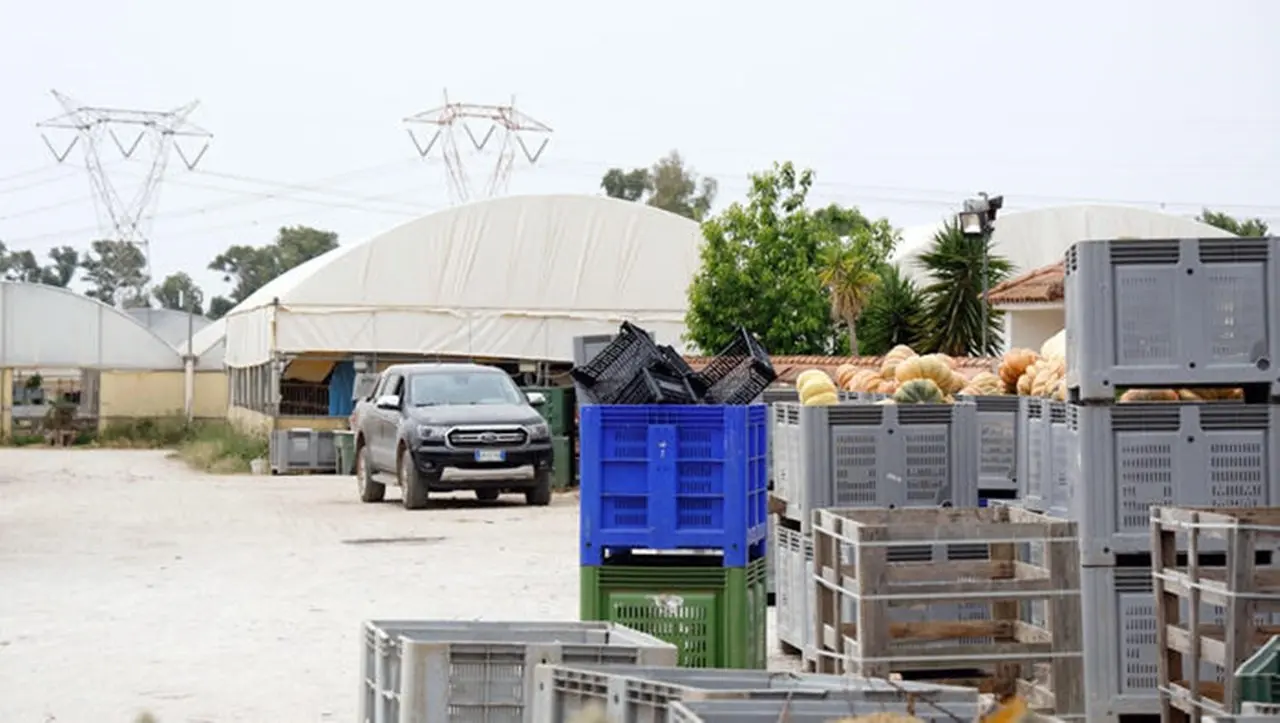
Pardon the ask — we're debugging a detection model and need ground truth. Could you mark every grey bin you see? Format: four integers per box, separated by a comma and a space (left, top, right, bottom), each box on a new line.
361, 620, 677, 723
530, 663, 977, 723
956, 394, 1021, 492
667, 698, 983, 723
1065, 403, 1280, 565
1080, 565, 1280, 721
771, 402, 979, 532
1064, 236, 1280, 401
1014, 397, 1068, 513
269, 428, 337, 474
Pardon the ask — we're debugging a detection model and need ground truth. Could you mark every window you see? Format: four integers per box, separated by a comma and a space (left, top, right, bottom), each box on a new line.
407, 371, 523, 407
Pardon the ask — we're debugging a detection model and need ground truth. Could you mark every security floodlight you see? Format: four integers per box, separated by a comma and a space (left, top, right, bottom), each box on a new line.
956, 191, 1003, 356
959, 211, 985, 236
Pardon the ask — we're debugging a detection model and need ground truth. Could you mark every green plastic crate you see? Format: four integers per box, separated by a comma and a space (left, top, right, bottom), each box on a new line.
526, 385, 574, 436
551, 435, 575, 489
1236, 635, 1280, 709
579, 556, 767, 669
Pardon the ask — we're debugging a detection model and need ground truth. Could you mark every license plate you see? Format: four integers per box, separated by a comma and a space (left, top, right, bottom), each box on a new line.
475, 449, 506, 463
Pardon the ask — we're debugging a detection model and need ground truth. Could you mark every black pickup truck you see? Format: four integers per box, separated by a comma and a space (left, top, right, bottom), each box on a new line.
350, 362, 554, 509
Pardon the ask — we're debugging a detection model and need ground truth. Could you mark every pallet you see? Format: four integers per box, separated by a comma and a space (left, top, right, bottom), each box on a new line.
1152, 506, 1280, 722
809, 506, 1085, 719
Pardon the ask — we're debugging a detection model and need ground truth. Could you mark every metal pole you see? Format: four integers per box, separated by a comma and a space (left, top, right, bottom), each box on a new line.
980, 224, 991, 355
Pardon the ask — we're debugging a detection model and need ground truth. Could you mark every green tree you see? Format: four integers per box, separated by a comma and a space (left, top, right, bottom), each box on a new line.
601, 151, 717, 221
209, 225, 339, 305
817, 242, 883, 355
0, 243, 78, 286
80, 239, 150, 307
854, 264, 926, 356
917, 220, 1013, 356
207, 296, 236, 321
153, 272, 204, 314
1196, 209, 1270, 237
685, 162, 896, 355
42, 246, 80, 287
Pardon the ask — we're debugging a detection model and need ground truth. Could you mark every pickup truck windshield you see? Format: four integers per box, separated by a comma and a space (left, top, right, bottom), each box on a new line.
407, 372, 524, 406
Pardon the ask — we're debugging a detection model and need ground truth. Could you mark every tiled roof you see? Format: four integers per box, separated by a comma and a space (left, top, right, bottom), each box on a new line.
684, 354, 998, 384
986, 262, 1065, 305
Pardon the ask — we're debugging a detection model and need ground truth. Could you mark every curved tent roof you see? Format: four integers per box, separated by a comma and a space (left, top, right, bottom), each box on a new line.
222, 194, 705, 367
126, 307, 213, 347
890, 204, 1234, 285
0, 283, 184, 369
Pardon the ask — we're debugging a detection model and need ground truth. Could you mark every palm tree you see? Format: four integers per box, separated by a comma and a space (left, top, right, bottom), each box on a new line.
855, 264, 926, 356
918, 220, 1013, 356
817, 240, 882, 355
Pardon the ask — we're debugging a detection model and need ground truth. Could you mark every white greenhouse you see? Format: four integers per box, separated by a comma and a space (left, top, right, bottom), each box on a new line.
214, 194, 705, 430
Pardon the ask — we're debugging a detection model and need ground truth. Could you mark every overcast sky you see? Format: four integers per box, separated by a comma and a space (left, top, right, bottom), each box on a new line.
0, 0, 1276, 299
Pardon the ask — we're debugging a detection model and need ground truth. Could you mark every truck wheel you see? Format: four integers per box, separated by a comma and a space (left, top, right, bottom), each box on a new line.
399, 448, 429, 510
356, 444, 385, 503
525, 470, 552, 507
475, 489, 501, 502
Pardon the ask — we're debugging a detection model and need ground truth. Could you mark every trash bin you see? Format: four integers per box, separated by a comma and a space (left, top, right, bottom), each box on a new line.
333, 430, 356, 475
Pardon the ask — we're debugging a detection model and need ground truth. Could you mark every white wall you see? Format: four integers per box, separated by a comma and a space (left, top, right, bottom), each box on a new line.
1001, 305, 1064, 352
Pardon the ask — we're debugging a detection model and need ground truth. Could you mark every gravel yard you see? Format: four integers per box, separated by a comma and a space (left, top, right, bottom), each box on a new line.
0, 449, 789, 722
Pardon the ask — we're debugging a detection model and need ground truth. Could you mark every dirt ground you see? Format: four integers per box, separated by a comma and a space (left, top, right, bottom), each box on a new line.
0, 449, 792, 722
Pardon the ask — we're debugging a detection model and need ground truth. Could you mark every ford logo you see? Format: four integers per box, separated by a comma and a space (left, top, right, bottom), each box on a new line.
480, 432, 498, 443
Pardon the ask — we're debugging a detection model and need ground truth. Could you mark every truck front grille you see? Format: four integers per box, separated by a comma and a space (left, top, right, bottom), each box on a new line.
448, 428, 528, 447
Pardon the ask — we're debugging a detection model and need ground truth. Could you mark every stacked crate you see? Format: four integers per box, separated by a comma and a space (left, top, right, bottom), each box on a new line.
1060, 236, 1280, 723
768, 400, 982, 664
524, 385, 577, 489
577, 404, 770, 669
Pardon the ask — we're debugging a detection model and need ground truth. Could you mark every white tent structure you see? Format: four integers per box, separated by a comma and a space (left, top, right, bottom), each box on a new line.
890, 204, 1234, 285
0, 282, 182, 369
221, 194, 705, 368
127, 307, 213, 349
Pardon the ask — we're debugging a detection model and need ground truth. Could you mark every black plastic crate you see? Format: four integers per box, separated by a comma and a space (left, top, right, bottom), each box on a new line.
700, 328, 776, 405
613, 364, 700, 405
660, 344, 709, 397
570, 322, 664, 403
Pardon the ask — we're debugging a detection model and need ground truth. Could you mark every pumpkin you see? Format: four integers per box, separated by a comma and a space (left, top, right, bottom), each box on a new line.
875, 378, 900, 395
880, 344, 917, 379
875, 398, 896, 405
998, 348, 1039, 392
802, 390, 839, 406
1119, 388, 1179, 403
1030, 365, 1062, 398
834, 363, 859, 388
915, 354, 953, 387
893, 378, 946, 404
845, 369, 880, 392
1177, 389, 1203, 401
930, 352, 957, 369
894, 356, 925, 383
1016, 370, 1035, 396
1199, 387, 1244, 401
1051, 379, 1067, 401
798, 374, 836, 403
795, 369, 830, 390
1040, 329, 1066, 362
943, 370, 967, 394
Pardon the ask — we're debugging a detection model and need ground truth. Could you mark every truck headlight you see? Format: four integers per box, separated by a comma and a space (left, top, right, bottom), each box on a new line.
417, 424, 447, 441
526, 422, 550, 441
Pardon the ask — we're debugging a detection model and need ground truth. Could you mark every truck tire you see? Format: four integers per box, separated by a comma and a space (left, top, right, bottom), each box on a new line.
399, 448, 430, 510
356, 444, 385, 503
525, 470, 552, 507
475, 489, 501, 502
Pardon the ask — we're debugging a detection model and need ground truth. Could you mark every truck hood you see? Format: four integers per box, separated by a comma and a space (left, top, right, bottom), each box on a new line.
406, 404, 543, 427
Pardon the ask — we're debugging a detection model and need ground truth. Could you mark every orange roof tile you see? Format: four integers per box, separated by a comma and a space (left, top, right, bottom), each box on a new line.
684, 354, 998, 384
986, 262, 1064, 305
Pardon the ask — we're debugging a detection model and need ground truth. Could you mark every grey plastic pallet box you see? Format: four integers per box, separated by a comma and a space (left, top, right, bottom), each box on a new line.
957, 393, 1021, 491
269, 428, 337, 474
1065, 402, 1280, 565
1064, 236, 1280, 401
529, 663, 975, 723
1081, 564, 1280, 722
667, 697, 983, 723
361, 620, 677, 723
1015, 398, 1069, 513
771, 402, 979, 532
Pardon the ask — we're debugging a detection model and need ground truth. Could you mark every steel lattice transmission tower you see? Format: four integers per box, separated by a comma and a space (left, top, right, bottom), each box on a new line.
404, 89, 552, 204
37, 90, 212, 294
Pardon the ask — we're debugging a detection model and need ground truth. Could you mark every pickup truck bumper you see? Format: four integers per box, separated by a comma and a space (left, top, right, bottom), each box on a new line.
408, 443, 554, 488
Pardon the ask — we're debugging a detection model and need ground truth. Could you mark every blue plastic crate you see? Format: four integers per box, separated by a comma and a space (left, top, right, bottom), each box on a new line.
579, 404, 769, 566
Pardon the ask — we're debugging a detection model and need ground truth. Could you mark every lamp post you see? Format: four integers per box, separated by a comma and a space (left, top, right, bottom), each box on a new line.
957, 193, 1003, 355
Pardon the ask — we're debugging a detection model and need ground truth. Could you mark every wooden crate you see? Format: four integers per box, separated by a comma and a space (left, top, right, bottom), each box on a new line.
810, 505, 1084, 719
1152, 506, 1280, 722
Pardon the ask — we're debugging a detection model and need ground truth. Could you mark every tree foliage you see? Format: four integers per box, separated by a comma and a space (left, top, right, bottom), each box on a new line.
917, 220, 1013, 356
153, 272, 204, 314
0, 243, 79, 287
206, 225, 339, 319
601, 151, 718, 221
816, 209, 900, 353
80, 239, 149, 307
855, 264, 926, 356
1197, 209, 1270, 237
684, 162, 897, 356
